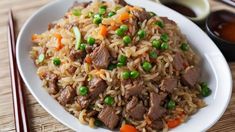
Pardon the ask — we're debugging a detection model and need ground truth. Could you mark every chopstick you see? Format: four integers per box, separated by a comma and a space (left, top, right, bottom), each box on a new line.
7, 10, 30, 132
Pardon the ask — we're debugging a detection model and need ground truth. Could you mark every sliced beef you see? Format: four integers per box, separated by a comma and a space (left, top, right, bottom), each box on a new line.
87, 110, 98, 117
77, 96, 90, 109
85, 45, 93, 53
160, 78, 177, 93
67, 66, 77, 74
47, 73, 59, 94
147, 93, 166, 121
88, 77, 107, 100
131, 8, 151, 22
125, 81, 143, 99
98, 107, 119, 129
90, 45, 110, 69
126, 97, 146, 120
114, 0, 128, 6
182, 66, 200, 87
172, 52, 188, 71
149, 119, 164, 130
57, 86, 75, 106
48, 23, 56, 30
160, 17, 176, 25
69, 49, 83, 61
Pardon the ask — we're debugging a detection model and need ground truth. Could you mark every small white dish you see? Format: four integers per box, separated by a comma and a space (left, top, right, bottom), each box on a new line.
16, 0, 232, 131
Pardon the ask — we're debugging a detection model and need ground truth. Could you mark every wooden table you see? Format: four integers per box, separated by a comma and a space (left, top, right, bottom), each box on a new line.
0, 0, 234, 131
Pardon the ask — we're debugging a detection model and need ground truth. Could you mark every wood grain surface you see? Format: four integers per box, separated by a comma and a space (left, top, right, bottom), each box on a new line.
0, 0, 234, 131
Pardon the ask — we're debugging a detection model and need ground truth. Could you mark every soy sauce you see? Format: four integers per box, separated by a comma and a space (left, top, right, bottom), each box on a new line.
213, 22, 235, 43
164, 2, 197, 17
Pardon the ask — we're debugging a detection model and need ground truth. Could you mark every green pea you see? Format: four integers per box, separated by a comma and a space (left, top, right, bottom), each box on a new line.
104, 96, 114, 105
87, 37, 95, 45
130, 70, 140, 79
155, 21, 164, 28
122, 71, 130, 79
108, 11, 116, 17
149, 11, 156, 17
137, 29, 146, 39
142, 61, 152, 72
79, 86, 88, 96
120, 25, 128, 31
108, 63, 117, 70
200, 82, 212, 97
38, 54, 45, 63
152, 39, 161, 49
160, 33, 169, 42
167, 100, 176, 110
123, 35, 132, 45
118, 55, 127, 64
93, 14, 102, 24
53, 58, 61, 66
161, 42, 169, 50
117, 62, 125, 67
180, 43, 189, 51
94, 119, 103, 127
99, 7, 106, 15
115, 28, 125, 36
72, 9, 81, 16
149, 51, 157, 59
80, 43, 86, 51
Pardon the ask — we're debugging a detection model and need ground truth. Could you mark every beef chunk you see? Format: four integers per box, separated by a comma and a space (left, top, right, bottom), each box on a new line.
47, 73, 59, 94
85, 45, 93, 53
125, 81, 143, 99
147, 93, 166, 121
126, 97, 146, 120
87, 110, 98, 117
90, 45, 110, 69
77, 96, 90, 109
172, 52, 188, 71
48, 23, 56, 30
149, 119, 164, 130
98, 107, 119, 129
88, 77, 107, 99
114, 0, 128, 6
67, 66, 77, 74
160, 78, 177, 93
57, 86, 75, 106
160, 17, 176, 25
69, 49, 83, 61
182, 66, 200, 87
131, 8, 151, 22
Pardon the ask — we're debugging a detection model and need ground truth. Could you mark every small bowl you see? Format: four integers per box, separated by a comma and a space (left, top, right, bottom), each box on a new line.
157, 0, 210, 23
206, 10, 235, 61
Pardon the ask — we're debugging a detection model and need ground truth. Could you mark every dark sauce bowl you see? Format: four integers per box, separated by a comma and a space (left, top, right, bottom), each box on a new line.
206, 10, 235, 61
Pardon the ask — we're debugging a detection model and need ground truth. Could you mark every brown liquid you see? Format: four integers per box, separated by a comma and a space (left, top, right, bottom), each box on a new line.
213, 22, 235, 43
164, 2, 196, 17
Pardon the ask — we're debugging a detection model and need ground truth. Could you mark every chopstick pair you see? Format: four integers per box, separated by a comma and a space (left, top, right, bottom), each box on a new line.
7, 10, 30, 132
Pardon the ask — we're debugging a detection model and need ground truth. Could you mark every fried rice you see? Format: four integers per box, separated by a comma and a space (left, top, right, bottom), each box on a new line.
30, 0, 211, 131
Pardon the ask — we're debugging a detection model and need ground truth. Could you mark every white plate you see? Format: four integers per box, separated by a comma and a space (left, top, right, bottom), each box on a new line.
16, 0, 232, 131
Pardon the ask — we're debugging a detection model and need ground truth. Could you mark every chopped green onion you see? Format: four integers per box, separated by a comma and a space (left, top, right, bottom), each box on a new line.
73, 27, 81, 50
72, 9, 81, 16
38, 54, 45, 63
94, 119, 103, 127
149, 11, 156, 17
167, 100, 176, 110
108, 11, 116, 17
88, 12, 94, 18
200, 82, 212, 97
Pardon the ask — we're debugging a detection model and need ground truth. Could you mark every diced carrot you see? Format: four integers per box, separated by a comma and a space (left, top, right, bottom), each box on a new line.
110, 21, 118, 30
54, 33, 64, 51
120, 124, 137, 132
85, 56, 92, 64
99, 25, 108, 37
119, 12, 130, 22
32, 34, 38, 40
167, 118, 181, 128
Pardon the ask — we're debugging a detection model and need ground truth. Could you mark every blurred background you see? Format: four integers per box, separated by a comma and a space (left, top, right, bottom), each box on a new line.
0, 0, 235, 131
